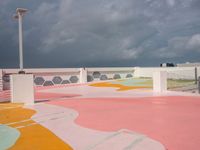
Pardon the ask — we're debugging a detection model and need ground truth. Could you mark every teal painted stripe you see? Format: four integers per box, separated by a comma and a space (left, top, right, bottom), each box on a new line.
111, 78, 152, 87
0, 125, 20, 150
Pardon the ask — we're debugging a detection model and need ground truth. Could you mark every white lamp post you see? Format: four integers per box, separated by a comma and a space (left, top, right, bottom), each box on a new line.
14, 8, 28, 73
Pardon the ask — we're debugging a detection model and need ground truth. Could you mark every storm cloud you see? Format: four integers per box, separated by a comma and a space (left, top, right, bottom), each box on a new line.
0, 0, 200, 68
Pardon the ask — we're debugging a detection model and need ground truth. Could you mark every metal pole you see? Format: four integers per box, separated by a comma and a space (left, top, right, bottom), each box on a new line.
195, 67, 198, 84
18, 12, 23, 71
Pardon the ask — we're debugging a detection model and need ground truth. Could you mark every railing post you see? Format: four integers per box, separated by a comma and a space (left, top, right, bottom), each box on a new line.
198, 76, 200, 94
153, 71, 167, 92
195, 67, 198, 84
80, 68, 87, 84
10, 74, 34, 105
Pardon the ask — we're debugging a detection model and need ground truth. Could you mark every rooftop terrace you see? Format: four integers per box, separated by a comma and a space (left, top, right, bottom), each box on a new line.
0, 67, 200, 150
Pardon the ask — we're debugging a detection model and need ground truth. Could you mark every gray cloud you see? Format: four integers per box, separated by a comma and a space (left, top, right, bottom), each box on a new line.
153, 34, 200, 58
0, 0, 200, 68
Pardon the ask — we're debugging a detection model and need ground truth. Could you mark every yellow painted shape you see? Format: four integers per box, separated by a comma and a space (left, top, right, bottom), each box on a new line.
0, 103, 23, 110
0, 103, 73, 150
9, 124, 72, 150
10, 120, 34, 128
0, 105, 32, 125
90, 82, 151, 91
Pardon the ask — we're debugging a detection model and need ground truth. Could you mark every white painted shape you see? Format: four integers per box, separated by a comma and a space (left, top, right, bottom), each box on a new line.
10, 74, 34, 105
91, 130, 165, 150
26, 104, 165, 150
153, 71, 167, 93
27, 104, 113, 150
132, 138, 165, 150
91, 131, 144, 150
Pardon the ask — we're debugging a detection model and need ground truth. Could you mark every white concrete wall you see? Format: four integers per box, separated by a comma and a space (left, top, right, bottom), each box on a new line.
177, 62, 200, 67
2, 68, 135, 89
2, 68, 80, 88
3, 67, 199, 79
87, 67, 134, 72
87, 67, 134, 82
134, 67, 200, 80
2, 67, 200, 91
2, 68, 80, 74
10, 74, 34, 105
2, 68, 134, 76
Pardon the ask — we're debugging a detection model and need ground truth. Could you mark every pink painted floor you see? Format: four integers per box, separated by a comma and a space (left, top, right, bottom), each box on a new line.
35, 92, 81, 102
48, 96, 200, 150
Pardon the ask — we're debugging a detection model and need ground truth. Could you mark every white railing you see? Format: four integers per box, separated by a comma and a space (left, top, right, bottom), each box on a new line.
1, 67, 199, 91
1, 67, 135, 90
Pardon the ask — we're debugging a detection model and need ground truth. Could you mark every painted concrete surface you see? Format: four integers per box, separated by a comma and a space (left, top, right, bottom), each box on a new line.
26, 103, 165, 150
110, 78, 152, 87
49, 96, 200, 150
0, 103, 72, 150
0, 125, 20, 150
37, 83, 198, 99
35, 92, 81, 102
33, 80, 200, 150
0, 78, 200, 150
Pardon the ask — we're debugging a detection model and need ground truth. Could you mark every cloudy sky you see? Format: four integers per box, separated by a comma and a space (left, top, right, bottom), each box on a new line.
0, 0, 200, 68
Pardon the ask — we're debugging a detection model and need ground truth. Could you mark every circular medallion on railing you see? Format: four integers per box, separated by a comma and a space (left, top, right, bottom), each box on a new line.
113, 74, 121, 79
87, 75, 94, 82
93, 71, 101, 78
43, 81, 54, 86
34, 77, 45, 85
69, 76, 79, 83
3, 75, 10, 82
61, 80, 70, 84
126, 74, 133, 78
100, 75, 108, 80
52, 76, 63, 84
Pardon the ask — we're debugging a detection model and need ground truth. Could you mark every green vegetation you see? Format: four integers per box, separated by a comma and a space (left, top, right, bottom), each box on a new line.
114, 77, 195, 89
167, 79, 195, 89
133, 77, 195, 89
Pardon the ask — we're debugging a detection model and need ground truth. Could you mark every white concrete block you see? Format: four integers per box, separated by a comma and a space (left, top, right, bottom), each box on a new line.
153, 71, 167, 92
10, 74, 34, 105
80, 68, 87, 83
